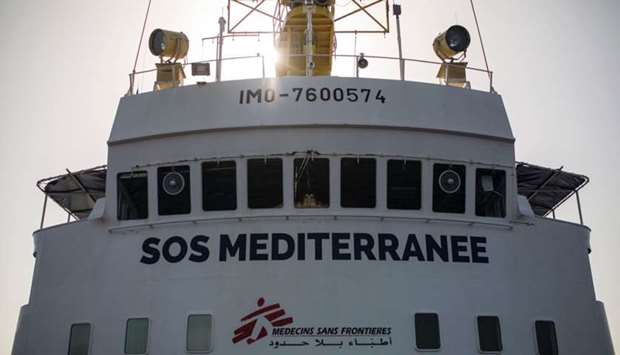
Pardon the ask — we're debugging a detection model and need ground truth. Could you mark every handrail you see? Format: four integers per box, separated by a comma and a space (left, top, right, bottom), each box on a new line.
127, 52, 495, 95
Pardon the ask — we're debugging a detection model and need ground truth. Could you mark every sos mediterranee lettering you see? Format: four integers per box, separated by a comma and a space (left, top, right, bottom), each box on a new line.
140, 233, 489, 265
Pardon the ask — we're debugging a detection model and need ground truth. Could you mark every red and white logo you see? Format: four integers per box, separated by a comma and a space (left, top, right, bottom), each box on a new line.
232, 297, 294, 345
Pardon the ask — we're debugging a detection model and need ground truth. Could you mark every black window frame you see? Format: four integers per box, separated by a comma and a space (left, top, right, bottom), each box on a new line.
387, 159, 422, 210
340, 158, 376, 208
157, 165, 191, 216
433, 163, 466, 214
68, 323, 91, 355
202, 160, 237, 211
294, 157, 330, 208
477, 315, 503, 352
117, 171, 149, 221
124, 318, 149, 355
414, 313, 441, 350
535, 320, 559, 355
475, 168, 507, 218
247, 158, 283, 209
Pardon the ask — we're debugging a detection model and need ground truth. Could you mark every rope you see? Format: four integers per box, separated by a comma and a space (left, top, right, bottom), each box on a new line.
469, 0, 492, 83
129, 0, 153, 95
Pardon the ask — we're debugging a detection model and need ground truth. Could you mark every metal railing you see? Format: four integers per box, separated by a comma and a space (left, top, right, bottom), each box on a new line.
127, 53, 495, 95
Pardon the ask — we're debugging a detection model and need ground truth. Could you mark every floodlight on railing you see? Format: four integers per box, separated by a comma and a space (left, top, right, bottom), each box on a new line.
149, 29, 190, 91
433, 25, 471, 88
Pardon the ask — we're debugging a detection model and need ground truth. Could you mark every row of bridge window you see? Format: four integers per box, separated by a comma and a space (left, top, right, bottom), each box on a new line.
117, 158, 507, 221
66, 314, 558, 354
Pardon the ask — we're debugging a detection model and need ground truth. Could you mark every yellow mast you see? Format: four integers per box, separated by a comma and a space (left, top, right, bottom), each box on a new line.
276, 0, 335, 77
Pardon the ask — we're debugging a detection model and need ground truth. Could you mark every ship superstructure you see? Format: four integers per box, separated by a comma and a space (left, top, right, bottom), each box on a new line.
12, 1, 615, 355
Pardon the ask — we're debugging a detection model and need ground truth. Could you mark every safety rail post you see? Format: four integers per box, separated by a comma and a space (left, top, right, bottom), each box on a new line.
576, 190, 584, 225
39, 194, 48, 230
216, 17, 226, 82
261, 55, 266, 78
393, 4, 405, 81
127, 73, 135, 96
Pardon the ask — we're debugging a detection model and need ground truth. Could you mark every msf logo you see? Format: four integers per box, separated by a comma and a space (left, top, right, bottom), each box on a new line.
232, 297, 294, 344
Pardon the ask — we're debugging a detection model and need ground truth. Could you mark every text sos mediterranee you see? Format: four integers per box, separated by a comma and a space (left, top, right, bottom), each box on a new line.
140, 233, 489, 265
239, 88, 387, 105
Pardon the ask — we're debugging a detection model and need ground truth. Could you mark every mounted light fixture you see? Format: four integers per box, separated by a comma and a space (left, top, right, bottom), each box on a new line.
357, 53, 369, 69
433, 25, 471, 88
149, 29, 189, 63
149, 29, 189, 91
433, 25, 471, 62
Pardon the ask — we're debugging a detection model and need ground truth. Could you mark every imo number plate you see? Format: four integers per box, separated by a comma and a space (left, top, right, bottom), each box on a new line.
239, 87, 387, 105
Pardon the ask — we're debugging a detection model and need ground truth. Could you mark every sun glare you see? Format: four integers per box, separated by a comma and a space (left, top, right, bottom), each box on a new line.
258, 40, 280, 65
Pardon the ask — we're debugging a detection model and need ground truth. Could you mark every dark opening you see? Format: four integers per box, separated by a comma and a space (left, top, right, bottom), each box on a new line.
202, 161, 237, 211
158, 165, 191, 215
478, 316, 503, 352
248, 159, 283, 209
294, 158, 329, 208
535, 321, 558, 355
341, 158, 376, 208
125, 318, 149, 354
414, 313, 441, 350
387, 160, 422, 210
476, 169, 506, 218
433, 164, 466, 213
68, 323, 91, 355
117, 171, 148, 220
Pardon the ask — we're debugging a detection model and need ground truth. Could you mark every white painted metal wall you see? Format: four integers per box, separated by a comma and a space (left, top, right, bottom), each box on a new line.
12, 77, 614, 355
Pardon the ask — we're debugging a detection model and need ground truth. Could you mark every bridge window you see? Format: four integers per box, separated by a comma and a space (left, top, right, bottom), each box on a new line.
414, 313, 440, 350
535, 321, 558, 355
248, 159, 283, 209
158, 165, 191, 215
294, 157, 329, 208
341, 158, 376, 208
117, 171, 148, 220
476, 169, 506, 218
125, 318, 149, 354
477, 316, 503, 352
203, 161, 237, 211
187, 314, 213, 353
433, 164, 466, 213
387, 160, 422, 210
68, 323, 91, 355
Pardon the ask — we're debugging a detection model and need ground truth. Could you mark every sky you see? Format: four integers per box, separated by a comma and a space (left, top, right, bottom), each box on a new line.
0, 0, 619, 352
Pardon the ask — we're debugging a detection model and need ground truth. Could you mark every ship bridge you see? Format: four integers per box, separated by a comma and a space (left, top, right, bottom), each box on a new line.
38, 77, 587, 229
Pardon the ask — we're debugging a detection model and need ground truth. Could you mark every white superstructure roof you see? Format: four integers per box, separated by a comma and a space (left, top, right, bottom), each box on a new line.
110, 77, 513, 144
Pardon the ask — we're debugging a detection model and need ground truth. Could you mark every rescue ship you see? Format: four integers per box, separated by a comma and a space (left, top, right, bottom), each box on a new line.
12, 1, 615, 354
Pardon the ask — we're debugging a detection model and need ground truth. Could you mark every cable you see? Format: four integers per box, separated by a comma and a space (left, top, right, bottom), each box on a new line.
129, 0, 153, 95
469, 0, 492, 84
